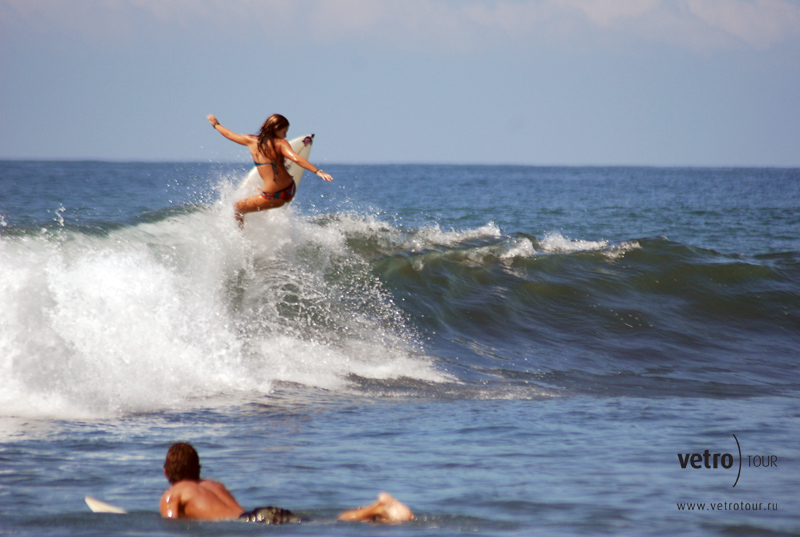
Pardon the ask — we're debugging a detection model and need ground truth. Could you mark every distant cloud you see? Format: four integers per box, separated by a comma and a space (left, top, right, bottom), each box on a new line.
3, 0, 799, 52
683, 0, 800, 48
556, 0, 663, 27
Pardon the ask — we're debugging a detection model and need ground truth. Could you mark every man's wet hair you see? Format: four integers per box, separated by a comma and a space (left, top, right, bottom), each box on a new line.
164, 442, 201, 484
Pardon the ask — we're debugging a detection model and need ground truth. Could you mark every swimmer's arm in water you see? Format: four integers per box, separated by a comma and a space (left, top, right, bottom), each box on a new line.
207, 114, 256, 147
160, 489, 183, 519
276, 138, 333, 182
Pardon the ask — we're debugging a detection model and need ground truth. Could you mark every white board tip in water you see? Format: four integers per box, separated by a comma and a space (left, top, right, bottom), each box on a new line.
85, 496, 127, 514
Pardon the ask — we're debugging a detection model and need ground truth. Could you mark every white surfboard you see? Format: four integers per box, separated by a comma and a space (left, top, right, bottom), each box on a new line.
236, 134, 314, 199
85, 496, 127, 514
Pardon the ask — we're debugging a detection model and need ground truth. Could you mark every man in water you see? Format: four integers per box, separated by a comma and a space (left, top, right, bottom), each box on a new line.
160, 442, 414, 524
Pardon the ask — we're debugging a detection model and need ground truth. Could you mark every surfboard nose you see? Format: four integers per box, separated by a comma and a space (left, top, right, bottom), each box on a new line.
85, 496, 128, 514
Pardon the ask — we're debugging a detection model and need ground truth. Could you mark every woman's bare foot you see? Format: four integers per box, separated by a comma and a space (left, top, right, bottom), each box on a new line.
338, 492, 414, 523
377, 492, 415, 522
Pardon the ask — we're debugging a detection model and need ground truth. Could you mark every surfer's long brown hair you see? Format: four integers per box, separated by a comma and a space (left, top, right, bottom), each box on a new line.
163, 442, 201, 484
257, 114, 289, 160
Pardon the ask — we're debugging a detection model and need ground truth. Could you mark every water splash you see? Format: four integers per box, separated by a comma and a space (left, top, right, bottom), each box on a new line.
0, 203, 448, 419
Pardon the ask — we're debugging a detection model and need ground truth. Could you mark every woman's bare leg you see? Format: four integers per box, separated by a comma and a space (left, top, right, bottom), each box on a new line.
234, 195, 287, 226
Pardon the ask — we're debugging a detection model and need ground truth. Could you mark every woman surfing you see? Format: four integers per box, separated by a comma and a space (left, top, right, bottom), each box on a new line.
207, 113, 333, 226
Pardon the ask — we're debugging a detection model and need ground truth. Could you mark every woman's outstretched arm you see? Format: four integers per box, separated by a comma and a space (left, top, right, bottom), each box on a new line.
277, 138, 334, 182
207, 115, 253, 146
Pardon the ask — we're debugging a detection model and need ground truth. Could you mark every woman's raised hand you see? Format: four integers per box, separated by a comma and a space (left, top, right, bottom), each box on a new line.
316, 170, 333, 182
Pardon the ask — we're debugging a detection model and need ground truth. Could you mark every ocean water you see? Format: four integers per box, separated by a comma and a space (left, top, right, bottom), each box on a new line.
0, 160, 798, 536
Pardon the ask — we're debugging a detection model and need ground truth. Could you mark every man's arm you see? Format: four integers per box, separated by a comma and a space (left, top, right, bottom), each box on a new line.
160, 487, 184, 519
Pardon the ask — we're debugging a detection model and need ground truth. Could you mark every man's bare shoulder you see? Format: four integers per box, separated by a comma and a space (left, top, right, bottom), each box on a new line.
161, 479, 243, 520
197, 480, 230, 493
167, 480, 199, 492
160, 481, 197, 518
161, 480, 203, 504
165, 479, 223, 495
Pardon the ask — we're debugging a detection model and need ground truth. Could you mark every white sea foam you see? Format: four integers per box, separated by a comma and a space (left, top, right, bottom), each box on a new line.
0, 198, 448, 419
451, 237, 536, 267
313, 213, 503, 254
604, 240, 641, 259
408, 222, 502, 251
499, 237, 536, 260
539, 232, 610, 253
538, 232, 640, 259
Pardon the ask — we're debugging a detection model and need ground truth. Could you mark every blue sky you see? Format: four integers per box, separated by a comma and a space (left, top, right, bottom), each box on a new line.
1, 0, 799, 166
